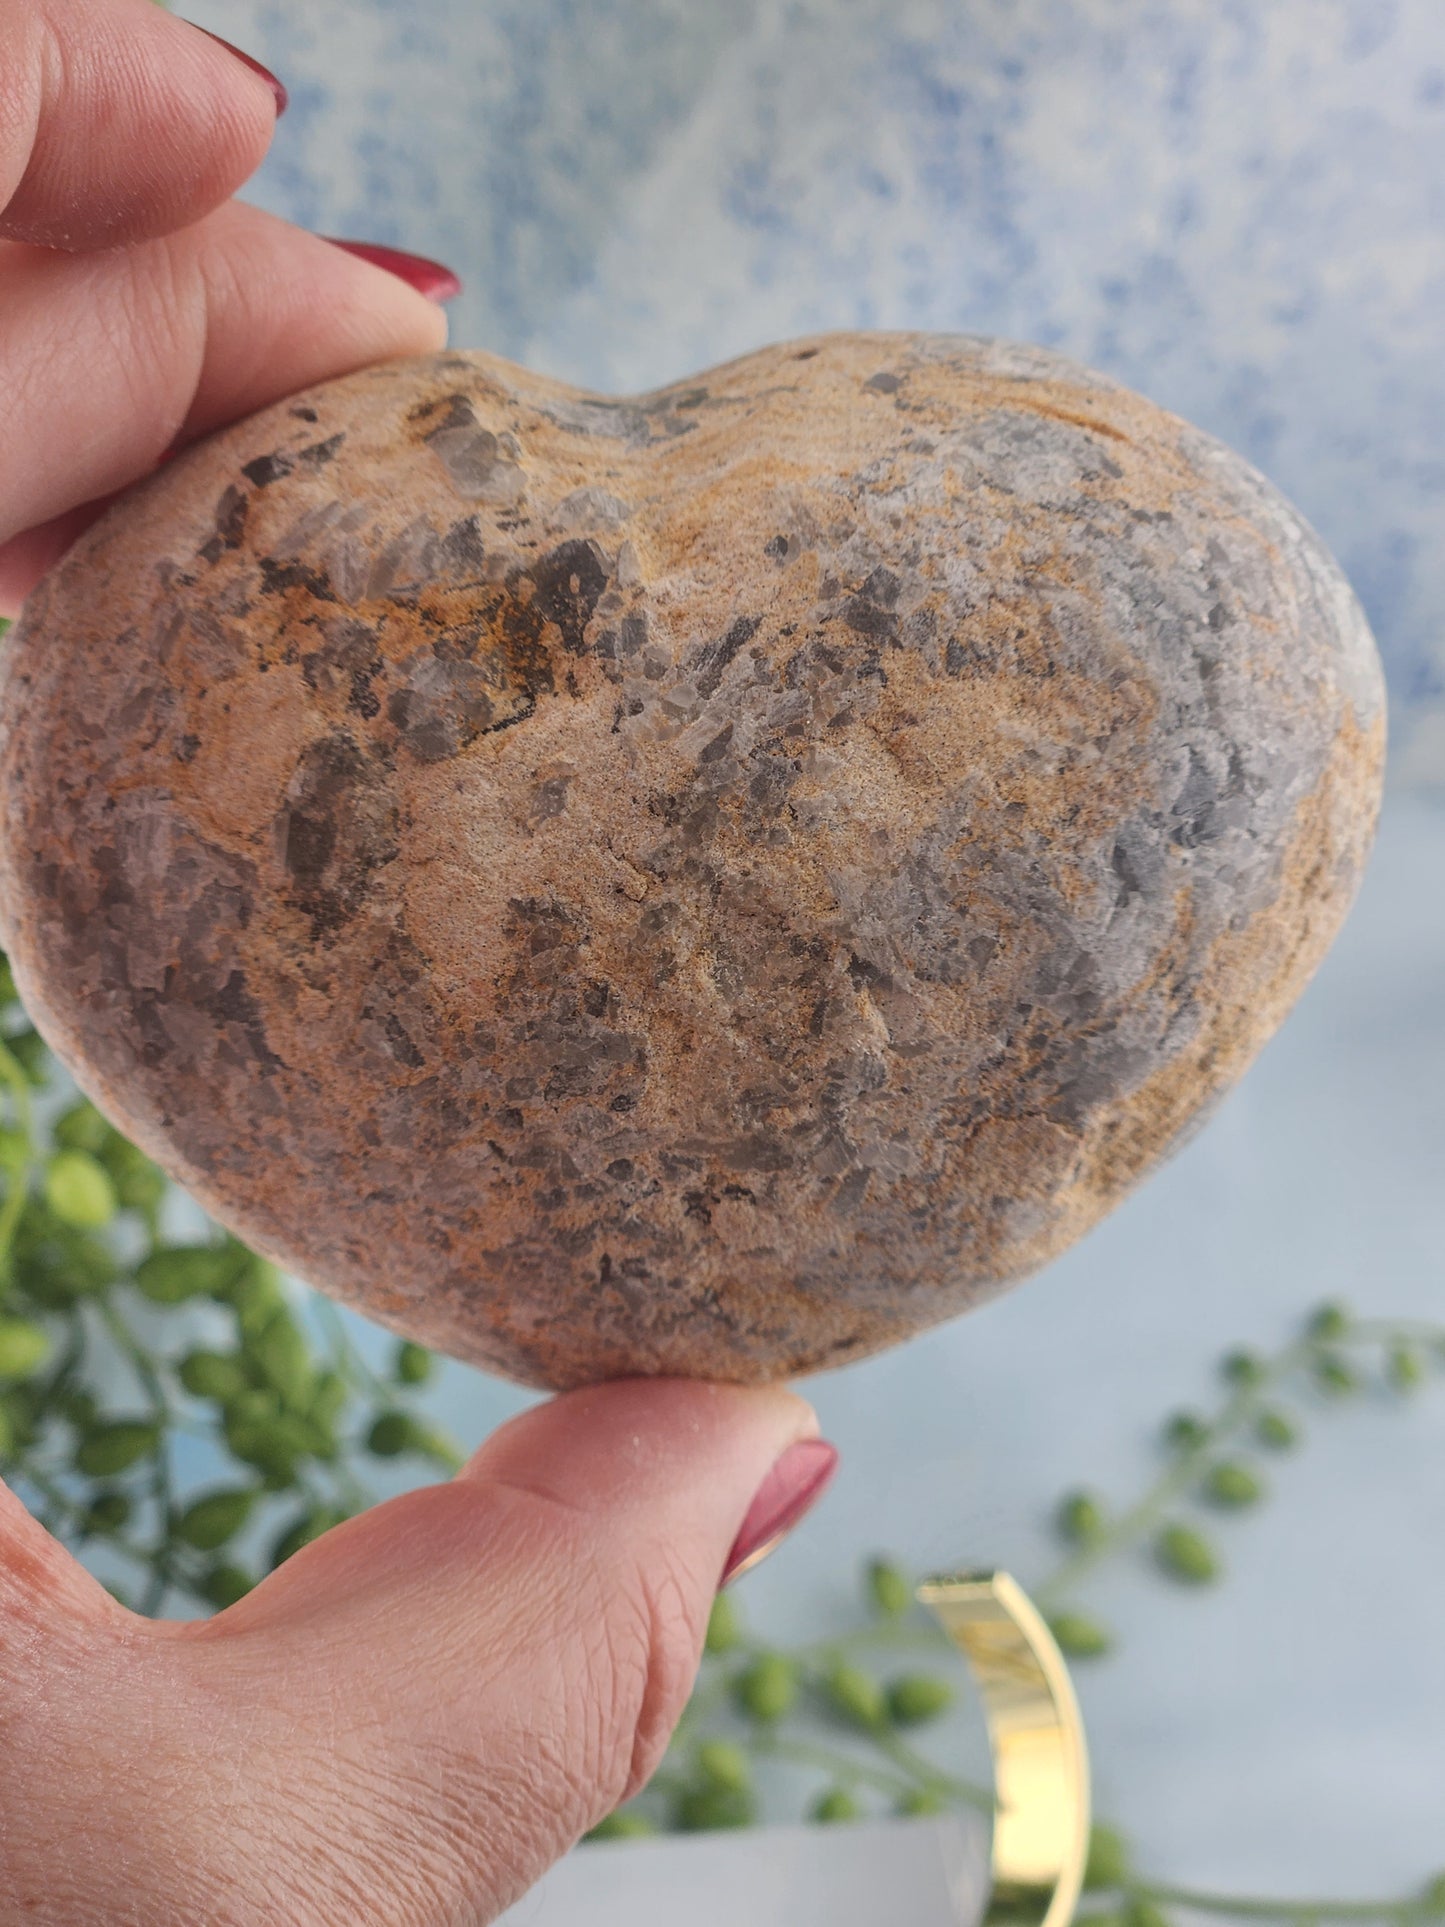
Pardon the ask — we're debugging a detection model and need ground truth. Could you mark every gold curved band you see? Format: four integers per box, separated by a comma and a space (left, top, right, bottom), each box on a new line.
917, 1571, 1091, 1927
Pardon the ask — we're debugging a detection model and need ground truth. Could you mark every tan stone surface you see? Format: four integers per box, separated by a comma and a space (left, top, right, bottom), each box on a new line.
0, 333, 1385, 1386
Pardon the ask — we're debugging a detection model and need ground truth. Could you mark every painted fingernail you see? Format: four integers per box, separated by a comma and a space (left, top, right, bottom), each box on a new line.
191, 27, 289, 116
721, 1438, 838, 1587
323, 239, 463, 305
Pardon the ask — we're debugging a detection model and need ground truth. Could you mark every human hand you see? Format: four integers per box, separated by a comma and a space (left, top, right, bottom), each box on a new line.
2, 1374, 833, 1923
0, 9, 839, 1920
0, 0, 459, 616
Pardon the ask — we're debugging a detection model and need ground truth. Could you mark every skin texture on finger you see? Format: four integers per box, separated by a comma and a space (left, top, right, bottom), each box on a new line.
0, 1381, 820, 1926
0, 496, 119, 614
0, 1474, 125, 1638
0, 1479, 152, 1922
0, 0, 280, 249
0, 204, 450, 608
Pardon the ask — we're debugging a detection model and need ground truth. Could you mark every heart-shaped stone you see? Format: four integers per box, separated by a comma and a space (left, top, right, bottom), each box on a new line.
0, 333, 1384, 1387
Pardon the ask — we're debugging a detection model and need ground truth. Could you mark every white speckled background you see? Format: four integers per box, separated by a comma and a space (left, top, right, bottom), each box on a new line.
176, 0, 1445, 1902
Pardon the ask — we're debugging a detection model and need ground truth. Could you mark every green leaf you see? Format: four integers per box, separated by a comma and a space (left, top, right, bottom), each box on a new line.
704, 1592, 743, 1655
1162, 1410, 1209, 1451
810, 1786, 861, 1825
394, 1340, 434, 1386
246, 1307, 312, 1409
1418, 1872, 1445, 1915
296, 1416, 341, 1462
865, 1556, 913, 1618
177, 1348, 250, 1404
199, 1562, 254, 1609
822, 1662, 886, 1731
223, 1406, 314, 1486
1220, 1348, 1265, 1387
1083, 1823, 1132, 1889
1307, 1300, 1351, 1341
1388, 1345, 1425, 1392
52, 1103, 108, 1155
270, 1507, 343, 1569
585, 1811, 656, 1842
1155, 1524, 1220, 1585
2, 1381, 42, 1451
16, 1231, 116, 1302
1124, 1899, 1172, 1927
734, 1652, 798, 1722
0, 1316, 51, 1381
1313, 1352, 1358, 1396
58, 1388, 98, 1429
96, 1135, 166, 1213
1255, 1407, 1300, 1451
6, 1029, 51, 1085
885, 1673, 955, 1726
0, 1125, 32, 1175
82, 1491, 132, 1535
223, 1255, 284, 1328
674, 1784, 755, 1831
44, 1151, 116, 1230
696, 1740, 751, 1795
175, 1487, 257, 1552
136, 1246, 227, 1305
366, 1410, 425, 1457
1048, 1612, 1113, 1659
260, 1414, 322, 1483
1056, 1489, 1108, 1546
1202, 1461, 1265, 1509
308, 1369, 350, 1432
225, 1387, 280, 1429
75, 1419, 160, 1477
894, 1787, 945, 1817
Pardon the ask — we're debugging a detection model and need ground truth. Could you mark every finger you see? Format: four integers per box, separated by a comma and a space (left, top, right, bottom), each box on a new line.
0, 496, 121, 615
190, 1382, 830, 1919
0, 0, 283, 250
10, 1382, 828, 1924
0, 205, 453, 604
0, 1472, 124, 1632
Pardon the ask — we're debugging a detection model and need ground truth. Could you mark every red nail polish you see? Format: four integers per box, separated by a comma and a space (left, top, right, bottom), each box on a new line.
323, 239, 463, 305
722, 1439, 838, 1587
191, 26, 288, 116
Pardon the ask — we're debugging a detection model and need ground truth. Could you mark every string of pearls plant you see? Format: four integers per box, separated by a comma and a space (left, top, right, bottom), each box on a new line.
1, 907, 1442, 1922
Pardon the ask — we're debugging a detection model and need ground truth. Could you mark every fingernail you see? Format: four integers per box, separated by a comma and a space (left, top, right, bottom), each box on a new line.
191, 27, 289, 117
721, 1438, 838, 1587
323, 239, 463, 305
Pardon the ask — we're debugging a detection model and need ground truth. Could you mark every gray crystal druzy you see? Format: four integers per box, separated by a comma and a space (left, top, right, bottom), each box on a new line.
0, 333, 1385, 1387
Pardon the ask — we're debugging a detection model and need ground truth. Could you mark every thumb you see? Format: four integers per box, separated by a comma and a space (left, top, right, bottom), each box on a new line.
153, 1380, 830, 1923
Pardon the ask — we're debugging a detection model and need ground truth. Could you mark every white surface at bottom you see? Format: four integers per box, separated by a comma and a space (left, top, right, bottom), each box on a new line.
495, 1814, 991, 1926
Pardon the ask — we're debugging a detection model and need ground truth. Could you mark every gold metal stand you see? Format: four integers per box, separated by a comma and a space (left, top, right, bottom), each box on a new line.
918, 1571, 1091, 1927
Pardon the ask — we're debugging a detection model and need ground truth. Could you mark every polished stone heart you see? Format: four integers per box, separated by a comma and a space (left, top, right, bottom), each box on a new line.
0, 333, 1384, 1387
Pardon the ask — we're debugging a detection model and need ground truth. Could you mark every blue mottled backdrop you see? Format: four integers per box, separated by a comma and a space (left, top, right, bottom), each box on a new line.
181, 0, 1445, 1900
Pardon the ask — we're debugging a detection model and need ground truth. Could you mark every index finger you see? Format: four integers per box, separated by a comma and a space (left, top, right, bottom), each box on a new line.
0, 0, 282, 250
